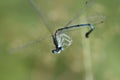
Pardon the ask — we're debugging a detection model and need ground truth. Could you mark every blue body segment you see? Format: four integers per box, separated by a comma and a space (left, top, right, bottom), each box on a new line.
56, 23, 95, 38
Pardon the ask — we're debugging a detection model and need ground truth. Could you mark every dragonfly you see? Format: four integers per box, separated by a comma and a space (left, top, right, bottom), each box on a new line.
10, 0, 105, 54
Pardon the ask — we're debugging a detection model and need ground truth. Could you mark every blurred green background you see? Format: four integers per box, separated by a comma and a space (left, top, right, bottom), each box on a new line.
0, 0, 120, 80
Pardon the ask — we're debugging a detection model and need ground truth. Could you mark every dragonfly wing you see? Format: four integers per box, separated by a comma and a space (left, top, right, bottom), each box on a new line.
29, 0, 52, 33
81, 15, 106, 25
9, 35, 52, 53
30, 0, 95, 33
63, 0, 94, 27
87, 15, 106, 25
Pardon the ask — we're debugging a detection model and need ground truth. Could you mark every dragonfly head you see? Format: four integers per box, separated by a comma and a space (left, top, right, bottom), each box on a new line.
52, 47, 64, 54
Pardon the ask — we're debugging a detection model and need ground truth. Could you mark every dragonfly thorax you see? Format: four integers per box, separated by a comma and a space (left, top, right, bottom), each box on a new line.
52, 32, 72, 54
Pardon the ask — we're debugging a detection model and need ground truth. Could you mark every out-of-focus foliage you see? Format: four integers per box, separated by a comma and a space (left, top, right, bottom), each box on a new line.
0, 0, 120, 80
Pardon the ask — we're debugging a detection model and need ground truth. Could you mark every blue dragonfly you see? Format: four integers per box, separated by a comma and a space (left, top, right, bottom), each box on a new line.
10, 0, 105, 54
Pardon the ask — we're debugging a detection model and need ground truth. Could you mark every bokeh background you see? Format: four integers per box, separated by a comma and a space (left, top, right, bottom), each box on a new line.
0, 0, 120, 80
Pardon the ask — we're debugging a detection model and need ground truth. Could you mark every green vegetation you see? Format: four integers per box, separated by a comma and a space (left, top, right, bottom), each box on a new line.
0, 0, 120, 80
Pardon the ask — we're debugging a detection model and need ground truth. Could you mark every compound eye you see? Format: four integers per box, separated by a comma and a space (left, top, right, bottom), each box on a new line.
52, 49, 57, 54
52, 49, 62, 54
